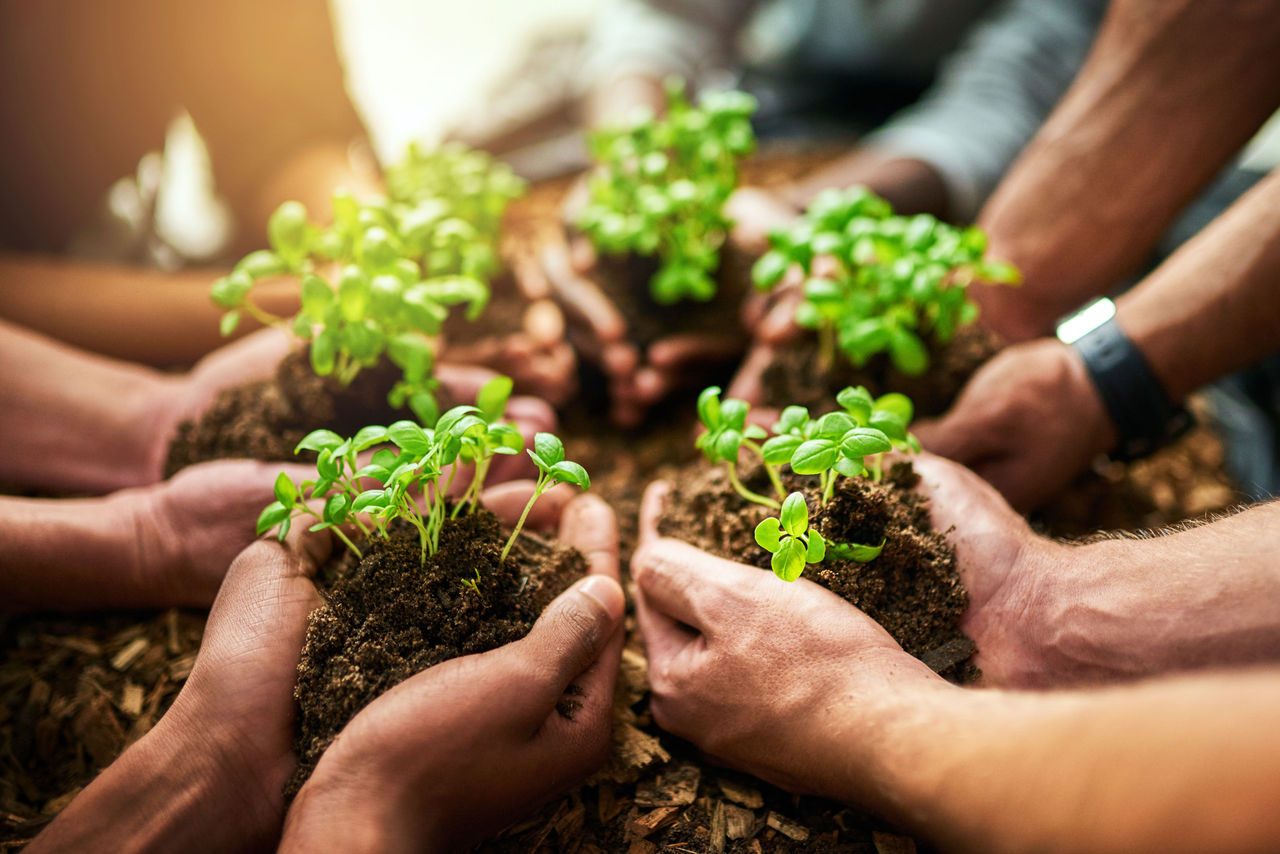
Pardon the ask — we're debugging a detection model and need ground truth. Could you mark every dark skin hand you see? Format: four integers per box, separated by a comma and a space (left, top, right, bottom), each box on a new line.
31, 485, 625, 853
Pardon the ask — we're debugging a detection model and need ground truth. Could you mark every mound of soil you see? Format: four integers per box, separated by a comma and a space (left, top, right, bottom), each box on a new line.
163, 351, 407, 476
659, 461, 972, 677
590, 241, 755, 351
762, 323, 1001, 417
287, 507, 585, 794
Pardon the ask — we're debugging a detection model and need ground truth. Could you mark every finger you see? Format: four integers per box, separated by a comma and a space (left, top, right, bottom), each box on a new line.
631, 537, 756, 633
603, 341, 639, 381
758, 289, 803, 344
637, 480, 671, 549
633, 366, 668, 406
648, 335, 742, 370
523, 299, 565, 347
558, 494, 620, 583
568, 234, 597, 273
542, 241, 626, 343
634, 586, 697, 667
506, 395, 558, 435
510, 252, 552, 301
437, 362, 500, 402
481, 480, 574, 532
725, 343, 776, 405
913, 411, 1004, 464
517, 574, 626, 708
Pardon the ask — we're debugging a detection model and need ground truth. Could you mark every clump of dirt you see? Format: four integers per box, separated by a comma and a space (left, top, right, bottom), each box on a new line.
589, 241, 755, 350
163, 350, 408, 475
287, 507, 585, 794
659, 461, 972, 677
762, 324, 1002, 417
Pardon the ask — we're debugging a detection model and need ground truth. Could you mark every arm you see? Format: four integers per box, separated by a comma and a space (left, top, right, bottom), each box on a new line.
0, 254, 298, 365
974, 0, 1280, 340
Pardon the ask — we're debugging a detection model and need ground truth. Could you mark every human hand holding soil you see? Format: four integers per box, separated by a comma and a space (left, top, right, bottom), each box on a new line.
281, 490, 625, 852
27, 530, 332, 853
913, 337, 1115, 512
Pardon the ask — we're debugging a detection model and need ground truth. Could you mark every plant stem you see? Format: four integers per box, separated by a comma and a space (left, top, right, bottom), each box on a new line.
727, 463, 781, 510
330, 526, 364, 560
817, 322, 836, 374
500, 478, 545, 563
822, 470, 836, 505
743, 441, 786, 499
243, 299, 286, 329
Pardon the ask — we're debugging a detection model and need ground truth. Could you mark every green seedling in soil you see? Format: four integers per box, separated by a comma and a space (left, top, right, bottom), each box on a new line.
755, 492, 825, 581
579, 77, 756, 304
212, 143, 524, 423
695, 384, 917, 578
257, 376, 588, 570
499, 433, 591, 563
694, 386, 784, 509
752, 186, 1020, 375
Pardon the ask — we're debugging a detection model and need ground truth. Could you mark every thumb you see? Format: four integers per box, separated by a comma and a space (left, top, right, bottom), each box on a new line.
517, 575, 625, 708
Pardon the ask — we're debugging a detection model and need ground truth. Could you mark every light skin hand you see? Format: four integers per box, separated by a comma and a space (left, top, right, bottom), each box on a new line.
281, 491, 626, 852
913, 337, 1115, 513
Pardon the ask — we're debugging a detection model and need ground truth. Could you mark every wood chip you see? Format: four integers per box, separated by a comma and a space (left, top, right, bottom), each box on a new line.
723, 803, 757, 840
109, 638, 148, 672
709, 799, 727, 854
119, 682, 144, 718
766, 811, 810, 842
71, 694, 125, 767
598, 783, 627, 824
635, 763, 700, 806
718, 777, 764, 808
626, 806, 680, 839
874, 830, 919, 854
626, 841, 657, 854
168, 653, 197, 681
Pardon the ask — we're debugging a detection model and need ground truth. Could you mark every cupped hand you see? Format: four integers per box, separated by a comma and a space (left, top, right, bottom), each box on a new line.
631, 480, 945, 805
725, 185, 803, 257
914, 337, 1116, 512
281, 489, 626, 852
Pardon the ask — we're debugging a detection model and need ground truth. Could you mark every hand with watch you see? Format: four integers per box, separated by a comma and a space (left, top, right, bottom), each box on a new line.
914, 298, 1190, 512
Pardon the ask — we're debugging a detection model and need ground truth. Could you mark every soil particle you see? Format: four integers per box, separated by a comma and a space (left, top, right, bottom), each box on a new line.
163, 350, 407, 475
287, 507, 585, 794
762, 323, 1001, 417
657, 461, 970, 673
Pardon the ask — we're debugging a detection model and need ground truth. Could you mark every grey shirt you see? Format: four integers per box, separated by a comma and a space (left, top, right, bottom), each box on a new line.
583, 0, 1106, 220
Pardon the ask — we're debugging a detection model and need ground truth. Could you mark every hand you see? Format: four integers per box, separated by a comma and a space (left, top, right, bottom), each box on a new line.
538, 232, 742, 426
631, 480, 946, 808
914, 338, 1116, 512
29, 530, 332, 852
725, 185, 803, 257
282, 490, 625, 852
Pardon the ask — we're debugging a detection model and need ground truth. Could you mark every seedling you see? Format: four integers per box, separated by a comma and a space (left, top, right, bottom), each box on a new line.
256, 377, 589, 571
695, 384, 918, 579
212, 143, 524, 423
499, 433, 591, 563
752, 187, 1019, 375
579, 78, 756, 304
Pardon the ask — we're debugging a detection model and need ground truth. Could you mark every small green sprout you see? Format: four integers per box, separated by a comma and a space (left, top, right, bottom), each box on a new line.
695, 386, 784, 509
579, 78, 757, 304
754, 492, 825, 581
752, 187, 1020, 375
500, 433, 591, 563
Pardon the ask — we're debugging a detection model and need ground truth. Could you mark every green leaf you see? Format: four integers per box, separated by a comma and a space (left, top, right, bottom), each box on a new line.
310, 330, 337, 376
548, 460, 590, 490
696, 386, 722, 428
268, 201, 308, 256
295, 429, 344, 455
387, 421, 431, 455
752, 251, 789, 290
829, 539, 885, 563
533, 433, 566, 466
301, 274, 333, 319
806, 530, 826, 563
836, 386, 874, 423
219, 311, 241, 337
814, 412, 856, 440
874, 393, 914, 425
273, 472, 297, 505
791, 439, 838, 476
256, 501, 291, 535
761, 434, 802, 465
754, 516, 782, 553
976, 259, 1021, 285
869, 411, 908, 442
779, 492, 808, 538
352, 489, 389, 512
236, 250, 288, 279
350, 426, 390, 452
323, 493, 350, 525
888, 328, 929, 376
840, 427, 892, 460
834, 456, 864, 478
774, 406, 810, 435
476, 375, 514, 422
409, 391, 439, 425
713, 428, 743, 462
719, 398, 748, 430
771, 538, 807, 582
353, 463, 391, 482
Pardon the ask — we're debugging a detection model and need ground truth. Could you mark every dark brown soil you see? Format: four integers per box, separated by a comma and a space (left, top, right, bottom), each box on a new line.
590, 242, 755, 350
762, 323, 1002, 417
163, 350, 408, 475
443, 271, 526, 344
287, 507, 585, 794
658, 461, 972, 677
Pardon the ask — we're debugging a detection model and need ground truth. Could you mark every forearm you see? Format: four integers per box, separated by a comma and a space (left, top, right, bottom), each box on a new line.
0, 318, 179, 491
877, 669, 1280, 854
1027, 502, 1280, 683
975, 0, 1280, 340
1117, 168, 1280, 401
29, 707, 281, 853
0, 491, 174, 612
0, 254, 298, 366
783, 152, 951, 219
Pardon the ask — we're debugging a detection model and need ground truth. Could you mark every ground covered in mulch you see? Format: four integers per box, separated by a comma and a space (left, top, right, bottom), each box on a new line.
289, 510, 585, 795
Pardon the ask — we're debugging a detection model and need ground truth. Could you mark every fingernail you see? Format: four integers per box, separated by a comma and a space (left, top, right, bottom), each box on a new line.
577, 575, 625, 622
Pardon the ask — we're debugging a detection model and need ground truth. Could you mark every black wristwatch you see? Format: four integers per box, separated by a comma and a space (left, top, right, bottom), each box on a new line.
1057, 299, 1192, 462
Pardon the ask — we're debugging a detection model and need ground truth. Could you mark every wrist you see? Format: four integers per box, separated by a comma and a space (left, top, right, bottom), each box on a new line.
141, 373, 188, 482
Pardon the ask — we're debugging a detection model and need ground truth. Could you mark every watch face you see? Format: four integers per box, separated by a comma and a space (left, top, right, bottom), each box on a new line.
1056, 298, 1116, 345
